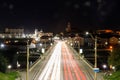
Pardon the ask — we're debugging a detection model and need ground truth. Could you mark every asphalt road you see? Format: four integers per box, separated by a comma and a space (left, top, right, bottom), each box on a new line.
20, 41, 104, 80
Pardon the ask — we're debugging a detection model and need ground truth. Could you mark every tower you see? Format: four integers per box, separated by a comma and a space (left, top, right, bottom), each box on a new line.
66, 22, 71, 32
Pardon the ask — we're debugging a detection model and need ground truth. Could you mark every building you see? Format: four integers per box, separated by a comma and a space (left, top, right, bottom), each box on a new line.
0, 28, 25, 38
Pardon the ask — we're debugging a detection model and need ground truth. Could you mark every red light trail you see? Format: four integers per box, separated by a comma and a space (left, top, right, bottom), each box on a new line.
62, 42, 87, 80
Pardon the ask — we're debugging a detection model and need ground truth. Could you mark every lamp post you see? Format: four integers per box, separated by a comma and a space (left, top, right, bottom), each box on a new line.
86, 32, 98, 80
26, 41, 29, 80
94, 36, 97, 80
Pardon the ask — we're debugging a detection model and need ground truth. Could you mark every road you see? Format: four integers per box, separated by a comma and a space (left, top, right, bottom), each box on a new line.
37, 41, 62, 80
20, 41, 104, 80
62, 41, 87, 80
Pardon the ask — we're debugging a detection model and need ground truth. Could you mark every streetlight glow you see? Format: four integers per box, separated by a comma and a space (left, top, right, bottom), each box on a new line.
85, 32, 89, 35
40, 43, 42, 46
103, 64, 107, 71
0, 43, 5, 48
7, 65, 12, 69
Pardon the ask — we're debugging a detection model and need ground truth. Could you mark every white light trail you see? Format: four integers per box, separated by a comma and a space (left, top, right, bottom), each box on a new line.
38, 42, 62, 80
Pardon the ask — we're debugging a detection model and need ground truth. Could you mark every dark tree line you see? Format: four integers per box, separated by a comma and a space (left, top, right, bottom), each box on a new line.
108, 45, 120, 71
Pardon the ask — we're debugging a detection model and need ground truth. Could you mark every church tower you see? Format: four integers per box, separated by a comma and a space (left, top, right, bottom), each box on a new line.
66, 22, 71, 32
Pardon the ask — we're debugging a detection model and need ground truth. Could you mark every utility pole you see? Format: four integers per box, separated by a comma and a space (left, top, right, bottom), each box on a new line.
94, 36, 97, 80
26, 41, 29, 80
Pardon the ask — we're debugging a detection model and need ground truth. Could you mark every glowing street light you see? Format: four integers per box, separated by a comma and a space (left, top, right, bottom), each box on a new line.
7, 65, 12, 72
39, 43, 43, 47
103, 64, 107, 72
8, 65, 12, 69
0, 43, 5, 48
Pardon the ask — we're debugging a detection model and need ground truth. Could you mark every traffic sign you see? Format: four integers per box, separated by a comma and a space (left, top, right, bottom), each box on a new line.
93, 68, 100, 72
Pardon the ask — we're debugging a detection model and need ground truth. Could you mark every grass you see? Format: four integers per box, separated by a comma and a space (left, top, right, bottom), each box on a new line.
104, 70, 120, 80
0, 71, 20, 80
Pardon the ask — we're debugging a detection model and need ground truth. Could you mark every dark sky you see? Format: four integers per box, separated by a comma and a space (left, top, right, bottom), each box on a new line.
0, 0, 120, 33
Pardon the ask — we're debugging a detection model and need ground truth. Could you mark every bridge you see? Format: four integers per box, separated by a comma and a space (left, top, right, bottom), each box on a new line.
19, 40, 104, 80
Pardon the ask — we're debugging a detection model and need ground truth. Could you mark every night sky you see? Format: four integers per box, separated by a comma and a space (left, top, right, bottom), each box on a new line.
0, 0, 120, 33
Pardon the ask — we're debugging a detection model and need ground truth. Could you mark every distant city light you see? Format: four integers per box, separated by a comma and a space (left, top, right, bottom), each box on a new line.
70, 43, 73, 46
35, 37, 40, 41
85, 32, 89, 35
0, 43, 5, 48
40, 43, 43, 46
109, 46, 113, 49
50, 43, 53, 46
105, 42, 108, 45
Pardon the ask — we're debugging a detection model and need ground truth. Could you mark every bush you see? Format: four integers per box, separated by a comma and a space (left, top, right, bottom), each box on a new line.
0, 55, 7, 73
116, 65, 120, 71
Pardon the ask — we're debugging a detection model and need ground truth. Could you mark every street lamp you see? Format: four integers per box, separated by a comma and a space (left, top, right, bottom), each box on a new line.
86, 32, 98, 80
103, 64, 107, 72
0, 43, 5, 48
7, 65, 12, 72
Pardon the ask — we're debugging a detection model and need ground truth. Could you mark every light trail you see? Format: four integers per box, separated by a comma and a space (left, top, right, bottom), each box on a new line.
62, 42, 87, 80
37, 41, 93, 80
63, 48, 68, 80
50, 42, 61, 80
62, 48, 73, 80
66, 47, 86, 80
38, 42, 62, 80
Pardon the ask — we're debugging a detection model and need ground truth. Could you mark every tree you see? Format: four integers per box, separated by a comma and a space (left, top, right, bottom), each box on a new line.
108, 45, 120, 70
0, 54, 8, 73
